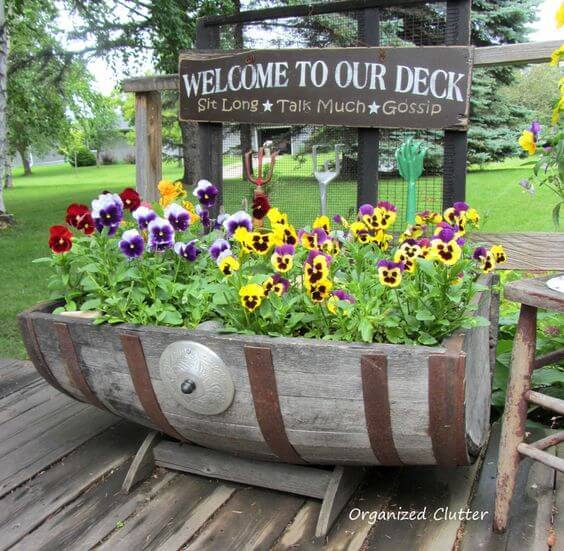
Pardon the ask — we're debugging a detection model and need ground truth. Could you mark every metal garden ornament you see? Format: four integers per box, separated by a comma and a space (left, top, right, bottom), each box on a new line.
312, 144, 342, 216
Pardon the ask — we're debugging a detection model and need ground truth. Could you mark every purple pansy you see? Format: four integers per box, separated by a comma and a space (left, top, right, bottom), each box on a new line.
377, 259, 405, 272
147, 217, 175, 252
133, 206, 157, 230
215, 212, 229, 231
332, 289, 355, 303
209, 238, 231, 261
91, 192, 123, 233
305, 249, 332, 268
376, 200, 397, 212
275, 244, 295, 256
174, 240, 200, 261
193, 179, 219, 208
119, 229, 144, 259
358, 204, 374, 216
434, 227, 457, 243
196, 204, 211, 229
473, 246, 487, 260
164, 203, 190, 232
530, 121, 541, 137
223, 210, 253, 237
453, 201, 469, 212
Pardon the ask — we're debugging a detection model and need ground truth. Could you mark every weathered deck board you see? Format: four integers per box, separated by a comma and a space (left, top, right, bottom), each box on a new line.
186, 487, 305, 550
0, 359, 39, 398
1, 422, 147, 550
98, 475, 231, 550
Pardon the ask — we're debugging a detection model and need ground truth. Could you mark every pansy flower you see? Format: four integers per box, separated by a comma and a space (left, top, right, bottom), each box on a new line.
247, 231, 274, 255
224, 210, 253, 237
66, 204, 89, 228
313, 215, 330, 233
415, 210, 442, 225
300, 227, 328, 250
267, 207, 288, 227
394, 239, 423, 272
377, 260, 404, 288
133, 206, 157, 230
491, 244, 507, 265
417, 238, 432, 259
473, 246, 496, 273
119, 188, 141, 211
358, 204, 383, 231
196, 205, 211, 229
308, 279, 333, 303
215, 212, 229, 232
304, 250, 331, 287
373, 230, 393, 252
263, 274, 290, 297
91, 192, 123, 234
239, 283, 265, 312
273, 223, 298, 246
158, 180, 186, 207
164, 203, 191, 232
327, 289, 355, 315
377, 201, 397, 228
147, 217, 175, 252
209, 238, 230, 261
271, 244, 295, 273
252, 194, 271, 220
398, 223, 425, 243
518, 129, 536, 156
193, 179, 219, 208
119, 229, 144, 259
183, 200, 200, 223
332, 214, 349, 228
48, 225, 73, 254
350, 221, 374, 244
217, 250, 240, 276
174, 240, 200, 261
234, 227, 254, 253
431, 228, 462, 266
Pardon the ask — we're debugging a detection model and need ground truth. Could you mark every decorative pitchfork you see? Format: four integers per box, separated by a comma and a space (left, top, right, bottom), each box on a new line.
244, 147, 278, 227
312, 144, 342, 216
395, 138, 427, 225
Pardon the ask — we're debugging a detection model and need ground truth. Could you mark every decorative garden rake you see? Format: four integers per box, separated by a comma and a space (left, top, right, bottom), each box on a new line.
395, 138, 427, 224
312, 144, 342, 216
244, 147, 278, 227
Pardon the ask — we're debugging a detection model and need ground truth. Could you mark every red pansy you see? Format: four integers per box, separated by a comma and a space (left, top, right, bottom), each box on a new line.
252, 194, 271, 220
77, 213, 95, 235
48, 225, 73, 254
120, 188, 141, 211
65, 204, 90, 228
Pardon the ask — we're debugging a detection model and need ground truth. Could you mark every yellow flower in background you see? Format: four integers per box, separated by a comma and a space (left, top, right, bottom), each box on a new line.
272, 223, 298, 246
373, 230, 393, 251
247, 231, 274, 255
183, 200, 200, 223
518, 130, 536, 155
490, 244, 507, 265
466, 208, 480, 227
377, 260, 404, 288
550, 44, 564, 66
267, 207, 288, 227
431, 238, 462, 266
158, 180, 186, 207
557, 3, 564, 28
313, 215, 331, 233
307, 279, 333, 303
239, 284, 265, 312
552, 96, 564, 125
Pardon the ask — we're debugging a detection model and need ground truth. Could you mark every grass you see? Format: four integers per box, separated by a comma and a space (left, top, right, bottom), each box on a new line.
0, 158, 558, 359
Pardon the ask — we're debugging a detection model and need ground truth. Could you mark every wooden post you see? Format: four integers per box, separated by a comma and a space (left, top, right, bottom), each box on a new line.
135, 91, 162, 202
356, 7, 380, 208
443, 0, 471, 209
196, 21, 223, 217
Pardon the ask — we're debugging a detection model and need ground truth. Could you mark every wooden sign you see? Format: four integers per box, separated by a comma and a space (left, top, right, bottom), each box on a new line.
178, 47, 473, 129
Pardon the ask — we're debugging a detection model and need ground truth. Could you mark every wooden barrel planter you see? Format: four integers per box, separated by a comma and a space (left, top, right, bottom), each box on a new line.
17, 275, 496, 468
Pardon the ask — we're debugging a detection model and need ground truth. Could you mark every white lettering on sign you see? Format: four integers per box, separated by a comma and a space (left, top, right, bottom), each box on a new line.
394, 66, 465, 101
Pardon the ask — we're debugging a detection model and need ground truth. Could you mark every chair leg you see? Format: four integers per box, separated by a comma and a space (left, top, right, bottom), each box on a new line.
493, 304, 537, 533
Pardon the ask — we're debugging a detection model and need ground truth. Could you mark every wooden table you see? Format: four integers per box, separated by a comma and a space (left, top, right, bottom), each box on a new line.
493, 274, 564, 533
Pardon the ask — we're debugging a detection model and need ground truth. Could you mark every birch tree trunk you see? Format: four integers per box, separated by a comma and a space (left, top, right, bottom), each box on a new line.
0, 0, 7, 213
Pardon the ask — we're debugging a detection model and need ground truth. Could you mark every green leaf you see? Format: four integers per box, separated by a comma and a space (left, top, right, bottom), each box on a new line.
415, 311, 435, 321
79, 263, 100, 274
81, 299, 101, 311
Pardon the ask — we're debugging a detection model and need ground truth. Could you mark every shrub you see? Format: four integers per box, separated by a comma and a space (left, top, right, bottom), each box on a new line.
123, 152, 136, 165
101, 152, 115, 165
68, 148, 96, 167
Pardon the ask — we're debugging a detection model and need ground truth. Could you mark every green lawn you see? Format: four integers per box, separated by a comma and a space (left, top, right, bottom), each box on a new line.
0, 158, 557, 359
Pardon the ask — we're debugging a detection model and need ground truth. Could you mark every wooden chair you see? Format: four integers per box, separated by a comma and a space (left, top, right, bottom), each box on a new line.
475, 232, 564, 533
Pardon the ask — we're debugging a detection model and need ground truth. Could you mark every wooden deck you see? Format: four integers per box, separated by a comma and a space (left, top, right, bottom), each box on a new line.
0, 358, 561, 550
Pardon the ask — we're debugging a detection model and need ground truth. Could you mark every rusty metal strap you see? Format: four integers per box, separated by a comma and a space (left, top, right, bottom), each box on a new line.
244, 345, 306, 464
119, 333, 188, 442
19, 316, 80, 401
361, 354, 403, 465
54, 322, 107, 409
428, 352, 469, 466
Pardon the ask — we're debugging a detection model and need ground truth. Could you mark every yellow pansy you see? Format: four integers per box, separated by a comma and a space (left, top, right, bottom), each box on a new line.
518, 130, 536, 156
239, 284, 265, 312
550, 45, 564, 66
218, 255, 240, 276
158, 180, 186, 207
313, 215, 331, 233
266, 207, 288, 227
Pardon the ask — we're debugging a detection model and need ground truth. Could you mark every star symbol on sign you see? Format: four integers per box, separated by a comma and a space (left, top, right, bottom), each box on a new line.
262, 100, 273, 112
368, 101, 380, 114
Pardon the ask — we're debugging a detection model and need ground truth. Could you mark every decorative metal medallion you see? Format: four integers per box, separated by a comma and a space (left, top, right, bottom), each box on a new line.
159, 341, 235, 415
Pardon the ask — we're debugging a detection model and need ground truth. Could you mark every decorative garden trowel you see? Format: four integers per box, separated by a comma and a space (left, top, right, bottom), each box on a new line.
244, 147, 278, 227
395, 138, 427, 224
312, 144, 341, 216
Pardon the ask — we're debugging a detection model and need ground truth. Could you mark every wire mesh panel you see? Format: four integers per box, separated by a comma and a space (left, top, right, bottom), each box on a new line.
217, 2, 448, 228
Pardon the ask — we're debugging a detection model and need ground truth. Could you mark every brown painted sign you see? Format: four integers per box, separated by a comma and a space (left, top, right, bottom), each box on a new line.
178, 47, 473, 129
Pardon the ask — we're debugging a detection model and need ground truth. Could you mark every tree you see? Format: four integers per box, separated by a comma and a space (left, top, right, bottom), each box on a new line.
69, 0, 236, 185
0, 0, 7, 214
